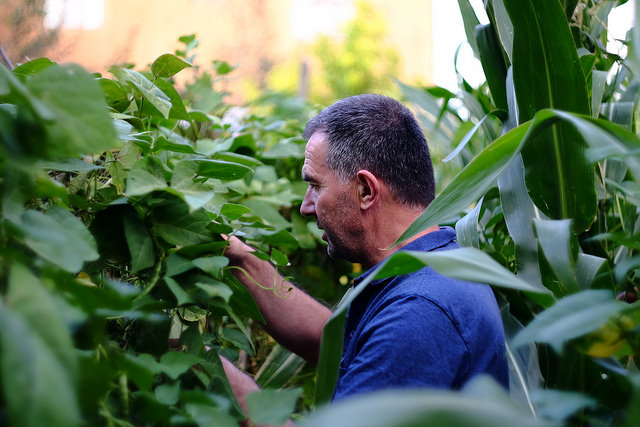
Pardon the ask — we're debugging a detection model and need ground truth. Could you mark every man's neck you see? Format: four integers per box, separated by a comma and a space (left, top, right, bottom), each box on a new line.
362, 206, 439, 269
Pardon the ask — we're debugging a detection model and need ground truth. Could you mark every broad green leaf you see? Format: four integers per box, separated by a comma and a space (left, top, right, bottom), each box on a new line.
534, 219, 580, 295
165, 253, 195, 277
123, 210, 155, 273
246, 388, 302, 426
99, 77, 128, 104
118, 353, 161, 390
511, 290, 628, 352
171, 160, 215, 211
192, 256, 229, 279
0, 306, 81, 427
153, 201, 212, 246
151, 53, 192, 78
191, 159, 253, 181
154, 78, 190, 120
0, 63, 55, 122
377, 248, 548, 294
220, 203, 253, 220
7, 264, 78, 376
12, 58, 55, 77
491, 0, 514, 63
164, 277, 195, 306
457, 0, 481, 58
126, 157, 168, 196
159, 351, 202, 380
575, 253, 607, 290
25, 63, 119, 157
498, 155, 543, 287
15, 207, 99, 273
155, 380, 181, 405
476, 24, 508, 110
195, 281, 233, 302
505, 0, 595, 233
306, 384, 551, 427
455, 199, 482, 248
121, 68, 172, 119
184, 404, 237, 427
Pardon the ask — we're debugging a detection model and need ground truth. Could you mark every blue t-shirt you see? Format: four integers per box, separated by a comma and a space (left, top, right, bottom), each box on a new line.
332, 227, 508, 401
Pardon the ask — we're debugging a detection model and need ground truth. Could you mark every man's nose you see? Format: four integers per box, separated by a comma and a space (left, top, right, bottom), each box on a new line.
300, 192, 315, 217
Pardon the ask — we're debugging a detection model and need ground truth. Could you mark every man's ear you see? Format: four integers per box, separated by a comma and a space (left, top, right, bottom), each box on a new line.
355, 170, 380, 210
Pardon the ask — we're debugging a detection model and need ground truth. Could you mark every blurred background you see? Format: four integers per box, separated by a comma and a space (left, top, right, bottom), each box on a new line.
0, 0, 482, 103
1, 0, 632, 104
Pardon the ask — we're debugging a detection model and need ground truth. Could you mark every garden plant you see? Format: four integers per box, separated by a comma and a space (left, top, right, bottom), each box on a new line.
1, 0, 640, 426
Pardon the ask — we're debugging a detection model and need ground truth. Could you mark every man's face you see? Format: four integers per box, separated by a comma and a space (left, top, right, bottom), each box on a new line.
300, 132, 363, 262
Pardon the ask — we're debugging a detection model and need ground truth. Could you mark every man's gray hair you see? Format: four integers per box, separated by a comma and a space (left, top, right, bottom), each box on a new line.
303, 94, 435, 208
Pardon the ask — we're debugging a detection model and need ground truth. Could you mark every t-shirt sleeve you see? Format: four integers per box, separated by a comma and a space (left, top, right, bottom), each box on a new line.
332, 295, 470, 401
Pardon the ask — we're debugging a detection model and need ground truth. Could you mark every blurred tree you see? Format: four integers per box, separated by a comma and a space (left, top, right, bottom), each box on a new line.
266, 0, 400, 105
0, 0, 60, 65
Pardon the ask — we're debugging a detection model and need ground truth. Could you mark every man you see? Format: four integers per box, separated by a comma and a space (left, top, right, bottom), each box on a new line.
222, 94, 508, 421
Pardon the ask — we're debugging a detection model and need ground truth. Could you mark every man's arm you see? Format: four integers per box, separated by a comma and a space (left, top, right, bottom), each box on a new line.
225, 236, 332, 365
220, 356, 295, 427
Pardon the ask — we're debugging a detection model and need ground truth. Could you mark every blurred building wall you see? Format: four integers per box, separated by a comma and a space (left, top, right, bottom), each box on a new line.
34, 0, 433, 99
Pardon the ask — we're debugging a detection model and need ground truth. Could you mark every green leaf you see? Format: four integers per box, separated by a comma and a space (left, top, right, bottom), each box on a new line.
154, 380, 181, 405
118, 353, 160, 390
159, 351, 202, 380
511, 290, 628, 352
0, 306, 81, 427
498, 155, 542, 287
164, 277, 195, 306
6, 264, 78, 377
220, 203, 253, 220
455, 199, 482, 248
246, 388, 302, 426
126, 157, 168, 196
12, 58, 55, 77
457, 0, 481, 58
475, 23, 508, 110
377, 248, 549, 294
191, 159, 254, 181
171, 160, 215, 211
491, 0, 514, 63
192, 256, 229, 279
123, 210, 155, 273
155, 78, 190, 120
151, 53, 192, 78
15, 207, 99, 273
505, 0, 595, 232
25, 63, 119, 157
534, 219, 579, 295
153, 202, 212, 246
121, 68, 172, 119
306, 383, 551, 427
195, 281, 233, 302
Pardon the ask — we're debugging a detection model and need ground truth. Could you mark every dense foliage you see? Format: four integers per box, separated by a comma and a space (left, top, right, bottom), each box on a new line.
1, 0, 640, 426
0, 37, 352, 426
